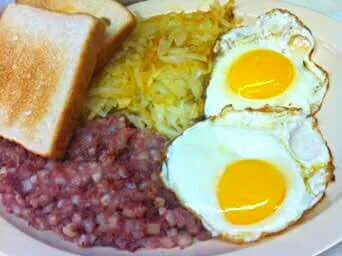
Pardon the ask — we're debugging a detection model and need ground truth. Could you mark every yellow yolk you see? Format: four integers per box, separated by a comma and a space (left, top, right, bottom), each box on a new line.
217, 160, 287, 225
228, 49, 295, 99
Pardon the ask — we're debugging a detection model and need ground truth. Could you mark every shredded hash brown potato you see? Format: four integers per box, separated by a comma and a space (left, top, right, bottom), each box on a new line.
84, 1, 236, 138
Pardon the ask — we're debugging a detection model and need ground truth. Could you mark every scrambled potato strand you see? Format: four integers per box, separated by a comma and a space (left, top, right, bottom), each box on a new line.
84, 1, 236, 138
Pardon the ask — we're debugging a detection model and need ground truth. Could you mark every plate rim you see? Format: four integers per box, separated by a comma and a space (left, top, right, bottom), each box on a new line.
0, 0, 341, 256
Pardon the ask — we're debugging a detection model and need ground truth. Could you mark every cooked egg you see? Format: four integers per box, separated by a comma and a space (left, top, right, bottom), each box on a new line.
205, 9, 328, 117
162, 108, 333, 242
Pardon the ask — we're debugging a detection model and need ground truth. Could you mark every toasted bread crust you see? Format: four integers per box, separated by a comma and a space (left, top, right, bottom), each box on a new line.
95, 11, 136, 72
18, 0, 137, 72
0, 4, 106, 159
49, 15, 106, 159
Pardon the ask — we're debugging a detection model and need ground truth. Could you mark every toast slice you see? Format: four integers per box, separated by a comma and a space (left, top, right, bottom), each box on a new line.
17, 0, 137, 72
0, 4, 106, 159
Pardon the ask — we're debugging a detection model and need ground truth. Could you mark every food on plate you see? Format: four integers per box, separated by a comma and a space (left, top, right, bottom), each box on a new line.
162, 107, 333, 242
0, 4, 105, 159
205, 9, 329, 117
84, 1, 236, 138
0, 0, 335, 252
17, 0, 136, 72
0, 116, 210, 251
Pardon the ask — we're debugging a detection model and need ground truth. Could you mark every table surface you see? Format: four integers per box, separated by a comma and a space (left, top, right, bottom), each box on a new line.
324, 243, 342, 256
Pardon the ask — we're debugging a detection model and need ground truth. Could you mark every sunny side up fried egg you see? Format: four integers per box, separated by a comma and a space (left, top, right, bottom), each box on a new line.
205, 9, 328, 117
162, 108, 333, 242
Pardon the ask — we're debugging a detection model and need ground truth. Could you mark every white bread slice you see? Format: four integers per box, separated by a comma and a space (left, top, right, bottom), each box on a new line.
17, 0, 137, 72
0, 4, 106, 159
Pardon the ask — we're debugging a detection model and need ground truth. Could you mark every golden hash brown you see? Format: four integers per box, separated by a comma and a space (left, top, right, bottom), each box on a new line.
84, 1, 236, 138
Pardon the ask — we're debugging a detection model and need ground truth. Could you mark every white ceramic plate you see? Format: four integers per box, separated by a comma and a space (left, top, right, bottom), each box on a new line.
0, 0, 341, 255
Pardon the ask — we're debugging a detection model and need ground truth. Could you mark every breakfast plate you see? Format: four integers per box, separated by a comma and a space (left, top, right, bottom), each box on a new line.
0, 0, 341, 256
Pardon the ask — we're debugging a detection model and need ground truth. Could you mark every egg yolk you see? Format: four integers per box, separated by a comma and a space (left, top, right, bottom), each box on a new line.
217, 160, 287, 225
228, 49, 295, 99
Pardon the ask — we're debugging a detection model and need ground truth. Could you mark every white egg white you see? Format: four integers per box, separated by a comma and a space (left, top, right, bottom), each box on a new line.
162, 108, 333, 242
205, 9, 328, 117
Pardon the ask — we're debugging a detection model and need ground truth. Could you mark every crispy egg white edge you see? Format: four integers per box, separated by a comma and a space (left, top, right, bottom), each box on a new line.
204, 9, 329, 117
161, 108, 332, 242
